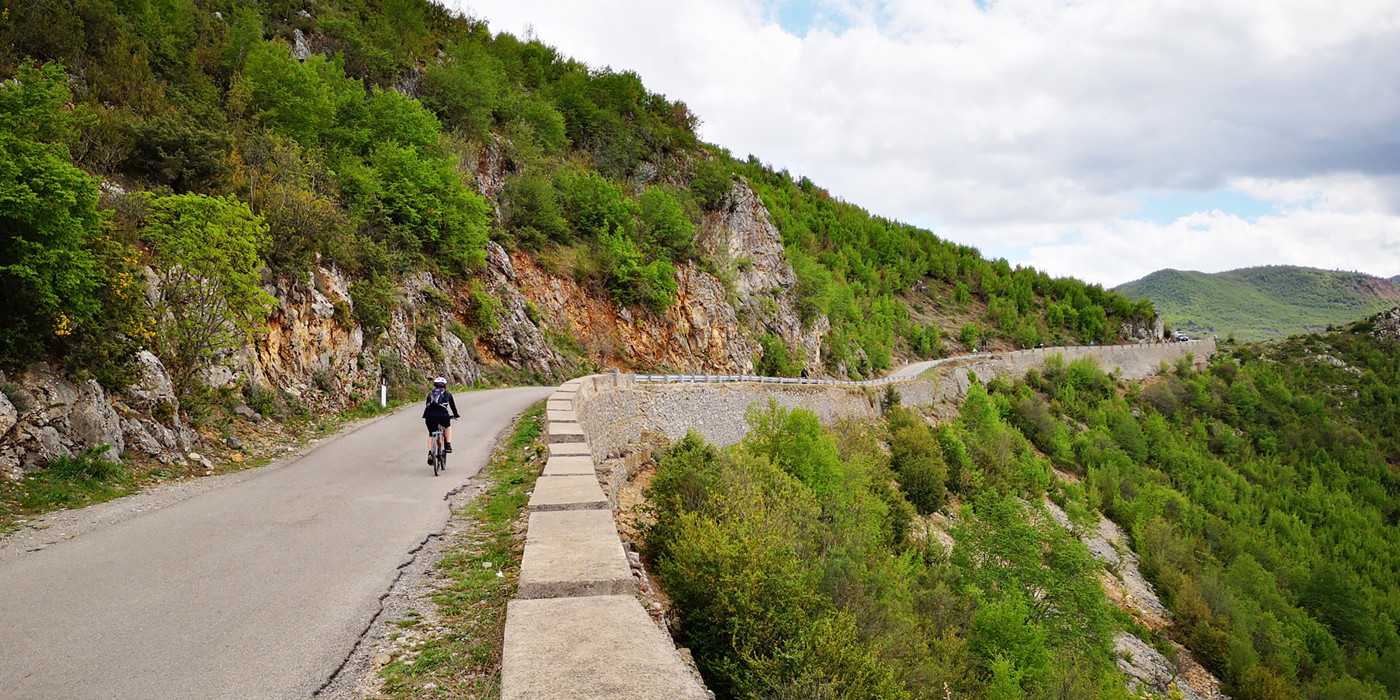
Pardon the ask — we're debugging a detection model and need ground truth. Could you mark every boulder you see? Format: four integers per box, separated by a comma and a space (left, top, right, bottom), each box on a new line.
291, 29, 313, 61
1370, 306, 1400, 342
68, 379, 124, 460
122, 416, 180, 458
124, 351, 178, 411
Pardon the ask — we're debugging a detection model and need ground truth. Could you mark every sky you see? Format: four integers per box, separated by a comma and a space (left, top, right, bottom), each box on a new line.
452, 0, 1400, 287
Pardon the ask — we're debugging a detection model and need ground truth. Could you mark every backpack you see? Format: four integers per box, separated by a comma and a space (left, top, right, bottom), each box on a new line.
427, 388, 449, 408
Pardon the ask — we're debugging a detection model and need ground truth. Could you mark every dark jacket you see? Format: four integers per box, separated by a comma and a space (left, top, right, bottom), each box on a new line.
422, 388, 460, 419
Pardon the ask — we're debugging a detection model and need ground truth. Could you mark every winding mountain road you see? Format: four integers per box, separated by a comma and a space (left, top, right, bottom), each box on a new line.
0, 386, 551, 699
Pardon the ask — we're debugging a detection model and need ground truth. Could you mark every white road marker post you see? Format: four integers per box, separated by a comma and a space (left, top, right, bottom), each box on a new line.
380, 374, 387, 408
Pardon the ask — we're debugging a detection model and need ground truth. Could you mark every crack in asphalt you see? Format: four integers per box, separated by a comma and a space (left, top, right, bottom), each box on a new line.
313, 415, 522, 699
314, 526, 446, 697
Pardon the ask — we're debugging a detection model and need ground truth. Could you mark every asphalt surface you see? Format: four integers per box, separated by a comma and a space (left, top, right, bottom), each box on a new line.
883, 352, 993, 380
0, 386, 552, 700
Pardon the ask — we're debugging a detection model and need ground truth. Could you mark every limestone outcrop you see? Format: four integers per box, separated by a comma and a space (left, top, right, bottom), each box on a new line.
0, 358, 195, 478
697, 177, 829, 372
507, 248, 759, 373
1121, 313, 1165, 343
482, 242, 564, 377
1370, 306, 1400, 342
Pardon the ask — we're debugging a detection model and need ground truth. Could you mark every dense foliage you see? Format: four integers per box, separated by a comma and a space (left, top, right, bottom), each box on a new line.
647, 323, 1400, 698
725, 157, 1155, 376
644, 400, 1145, 699
992, 325, 1400, 698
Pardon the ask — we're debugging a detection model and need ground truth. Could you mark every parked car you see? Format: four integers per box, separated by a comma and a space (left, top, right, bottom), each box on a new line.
1173, 331, 1190, 342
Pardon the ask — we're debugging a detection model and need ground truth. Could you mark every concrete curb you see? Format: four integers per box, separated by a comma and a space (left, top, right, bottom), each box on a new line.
502, 596, 709, 700
517, 510, 634, 599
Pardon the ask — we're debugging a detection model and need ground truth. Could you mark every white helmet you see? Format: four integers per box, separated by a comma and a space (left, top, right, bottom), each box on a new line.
433, 376, 447, 386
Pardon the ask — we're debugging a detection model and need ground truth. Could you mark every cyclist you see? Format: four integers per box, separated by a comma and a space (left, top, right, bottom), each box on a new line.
423, 376, 460, 465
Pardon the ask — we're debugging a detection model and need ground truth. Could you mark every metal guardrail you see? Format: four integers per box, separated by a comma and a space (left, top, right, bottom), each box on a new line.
630, 340, 1210, 387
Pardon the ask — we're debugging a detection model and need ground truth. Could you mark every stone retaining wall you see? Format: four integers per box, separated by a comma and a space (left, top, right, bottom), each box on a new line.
499, 339, 1215, 699
579, 339, 1214, 460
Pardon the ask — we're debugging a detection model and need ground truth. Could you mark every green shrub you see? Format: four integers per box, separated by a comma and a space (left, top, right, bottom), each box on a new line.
350, 277, 396, 339
638, 186, 694, 258
881, 385, 902, 413
465, 284, 502, 332
690, 156, 731, 210
364, 141, 492, 272
636, 259, 678, 313
502, 172, 569, 247
554, 164, 638, 240
19, 446, 130, 512
418, 41, 508, 138
0, 380, 30, 413
594, 224, 676, 312
416, 322, 444, 363
960, 323, 981, 349
755, 334, 802, 378
889, 424, 947, 514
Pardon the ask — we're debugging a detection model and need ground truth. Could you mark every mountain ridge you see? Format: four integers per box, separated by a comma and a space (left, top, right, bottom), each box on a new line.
1114, 264, 1400, 341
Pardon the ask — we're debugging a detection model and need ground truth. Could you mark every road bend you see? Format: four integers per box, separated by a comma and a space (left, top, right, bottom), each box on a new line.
0, 386, 552, 700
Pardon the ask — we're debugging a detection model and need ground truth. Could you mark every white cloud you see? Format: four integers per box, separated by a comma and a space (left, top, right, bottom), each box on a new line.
454, 0, 1400, 284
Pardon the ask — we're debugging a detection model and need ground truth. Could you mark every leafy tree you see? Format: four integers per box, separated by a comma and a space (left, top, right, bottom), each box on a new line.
366, 142, 492, 271
418, 40, 508, 137
121, 112, 232, 193
236, 132, 351, 272
502, 171, 568, 247
140, 193, 274, 393
960, 322, 981, 349
889, 422, 948, 513
239, 40, 359, 148
742, 401, 841, 498
638, 186, 693, 258
554, 164, 637, 239
0, 61, 104, 365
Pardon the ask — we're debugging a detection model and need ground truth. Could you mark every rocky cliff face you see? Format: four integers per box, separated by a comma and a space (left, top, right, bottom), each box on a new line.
696, 177, 830, 371
507, 248, 757, 373
1121, 313, 1165, 343
0, 353, 194, 478
1, 174, 829, 477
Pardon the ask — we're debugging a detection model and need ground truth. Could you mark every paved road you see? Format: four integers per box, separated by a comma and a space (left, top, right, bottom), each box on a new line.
883, 352, 993, 380
0, 386, 552, 699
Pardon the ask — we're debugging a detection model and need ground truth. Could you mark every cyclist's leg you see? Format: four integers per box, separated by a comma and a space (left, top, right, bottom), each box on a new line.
445, 421, 453, 452
426, 418, 439, 463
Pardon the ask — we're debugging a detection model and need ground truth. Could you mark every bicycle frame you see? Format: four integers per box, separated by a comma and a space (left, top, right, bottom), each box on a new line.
430, 427, 446, 476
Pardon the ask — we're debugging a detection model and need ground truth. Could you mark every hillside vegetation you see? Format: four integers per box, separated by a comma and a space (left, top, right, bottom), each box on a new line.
1115, 266, 1400, 342
0, 0, 1152, 400
646, 312, 1400, 699
646, 398, 1141, 699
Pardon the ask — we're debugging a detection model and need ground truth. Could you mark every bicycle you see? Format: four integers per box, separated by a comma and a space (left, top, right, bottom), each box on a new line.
428, 426, 447, 476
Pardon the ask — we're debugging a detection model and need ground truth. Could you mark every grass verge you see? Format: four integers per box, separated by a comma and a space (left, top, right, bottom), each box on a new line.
375, 400, 546, 699
0, 446, 140, 532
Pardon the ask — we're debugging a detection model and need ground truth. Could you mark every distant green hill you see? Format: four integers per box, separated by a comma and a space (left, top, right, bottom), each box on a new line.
1115, 266, 1400, 341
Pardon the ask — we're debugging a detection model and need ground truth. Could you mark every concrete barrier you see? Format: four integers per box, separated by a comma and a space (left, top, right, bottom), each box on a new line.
499, 339, 1215, 699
